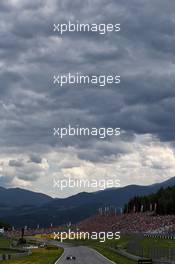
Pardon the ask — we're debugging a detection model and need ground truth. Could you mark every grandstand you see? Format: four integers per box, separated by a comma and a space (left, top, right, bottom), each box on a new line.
78, 212, 175, 235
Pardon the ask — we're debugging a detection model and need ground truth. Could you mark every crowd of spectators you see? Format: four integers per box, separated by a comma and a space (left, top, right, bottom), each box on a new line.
4, 212, 175, 237
78, 212, 175, 234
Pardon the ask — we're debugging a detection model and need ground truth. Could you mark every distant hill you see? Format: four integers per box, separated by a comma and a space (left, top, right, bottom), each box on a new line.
42, 176, 175, 210
0, 177, 175, 228
0, 187, 52, 207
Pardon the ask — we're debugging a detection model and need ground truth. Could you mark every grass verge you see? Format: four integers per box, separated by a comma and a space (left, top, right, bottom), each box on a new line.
0, 246, 63, 264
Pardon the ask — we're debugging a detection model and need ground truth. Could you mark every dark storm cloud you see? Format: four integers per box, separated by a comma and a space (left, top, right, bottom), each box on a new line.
17, 174, 40, 182
29, 154, 42, 164
0, 0, 175, 162
0, 71, 21, 94
9, 159, 24, 167
0, 176, 13, 188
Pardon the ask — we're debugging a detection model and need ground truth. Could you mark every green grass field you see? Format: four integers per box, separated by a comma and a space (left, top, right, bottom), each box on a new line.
141, 236, 175, 248
0, 236, 63, 264
0, 236, 10, 248
0, 247, 63, 264
91, 244, 136, 264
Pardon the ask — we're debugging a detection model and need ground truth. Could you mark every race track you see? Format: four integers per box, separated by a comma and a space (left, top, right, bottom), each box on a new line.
55, 244, 114, 264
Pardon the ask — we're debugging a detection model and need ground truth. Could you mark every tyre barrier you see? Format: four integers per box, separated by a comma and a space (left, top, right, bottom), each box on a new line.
0, 251, 32, 260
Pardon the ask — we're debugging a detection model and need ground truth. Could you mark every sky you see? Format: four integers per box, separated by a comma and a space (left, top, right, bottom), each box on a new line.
0, 0, 175, 197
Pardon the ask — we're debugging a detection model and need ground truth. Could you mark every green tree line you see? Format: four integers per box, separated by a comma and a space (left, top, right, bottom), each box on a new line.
0, 221, 11, 230
124, 186, 175, 215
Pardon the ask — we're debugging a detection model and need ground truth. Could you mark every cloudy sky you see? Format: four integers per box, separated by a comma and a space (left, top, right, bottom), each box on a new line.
0, 0, 175, 197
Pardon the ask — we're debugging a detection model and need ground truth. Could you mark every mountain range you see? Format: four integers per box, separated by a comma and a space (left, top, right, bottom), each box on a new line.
0, 177, 175, 228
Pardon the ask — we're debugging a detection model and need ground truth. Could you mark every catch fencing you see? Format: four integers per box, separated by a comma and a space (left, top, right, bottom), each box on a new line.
127, 242, 175, 262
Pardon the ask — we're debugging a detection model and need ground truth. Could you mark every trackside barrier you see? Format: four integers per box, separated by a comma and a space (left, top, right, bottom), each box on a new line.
138, 260, 152, 264
144, 234, 175, 240
0, 251, 31, 260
